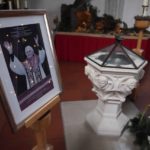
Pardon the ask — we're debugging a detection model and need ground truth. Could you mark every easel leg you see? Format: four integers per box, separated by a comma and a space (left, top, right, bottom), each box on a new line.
31, 112, 53, 150
25, 96, 60, 150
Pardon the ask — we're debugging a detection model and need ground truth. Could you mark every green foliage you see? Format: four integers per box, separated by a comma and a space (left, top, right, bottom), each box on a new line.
122, 105, 150, 150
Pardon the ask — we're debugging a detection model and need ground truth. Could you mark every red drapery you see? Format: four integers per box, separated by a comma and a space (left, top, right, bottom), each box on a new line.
54, 32, 150, 62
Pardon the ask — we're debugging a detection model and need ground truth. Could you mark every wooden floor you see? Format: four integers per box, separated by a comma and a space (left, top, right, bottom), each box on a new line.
0, 61, 149, 150
0, 61, 96, 150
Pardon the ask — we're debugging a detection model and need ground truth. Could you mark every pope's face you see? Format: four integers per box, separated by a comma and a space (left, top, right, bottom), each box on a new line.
25, 46, 34, 59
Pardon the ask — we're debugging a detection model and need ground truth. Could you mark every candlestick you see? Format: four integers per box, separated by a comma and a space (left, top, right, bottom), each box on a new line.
143, 6, 148, 16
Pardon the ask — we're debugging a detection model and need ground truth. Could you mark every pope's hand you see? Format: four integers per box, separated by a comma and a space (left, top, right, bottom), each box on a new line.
3, 41, 13, 54
34, 35, 39, 46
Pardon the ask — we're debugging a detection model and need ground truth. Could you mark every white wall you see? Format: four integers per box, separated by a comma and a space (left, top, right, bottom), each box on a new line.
29, 0, 78, 29
122, 0, 147, 27
90, 0, 105, 16
29, 0, 150, 30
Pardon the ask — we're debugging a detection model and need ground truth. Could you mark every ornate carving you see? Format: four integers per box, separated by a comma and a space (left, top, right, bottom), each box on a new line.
85, 61, 146, 136
85, 65, 139, 102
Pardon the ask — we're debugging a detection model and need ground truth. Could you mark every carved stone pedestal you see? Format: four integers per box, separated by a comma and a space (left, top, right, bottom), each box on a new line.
86, 100, 128, 136
85, 64, 145, 136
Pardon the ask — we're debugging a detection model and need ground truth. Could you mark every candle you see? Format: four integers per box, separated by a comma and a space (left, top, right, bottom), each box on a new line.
8, 1, 12, 9
143, 0, 149, 6
16, 0, 20, 9
24, 0, 28, 9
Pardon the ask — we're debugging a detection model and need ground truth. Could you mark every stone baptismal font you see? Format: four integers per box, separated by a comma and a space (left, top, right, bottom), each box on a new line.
84, 37, 147, 136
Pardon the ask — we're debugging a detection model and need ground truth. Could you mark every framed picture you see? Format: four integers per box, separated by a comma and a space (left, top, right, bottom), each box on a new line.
0, 10, 62, 130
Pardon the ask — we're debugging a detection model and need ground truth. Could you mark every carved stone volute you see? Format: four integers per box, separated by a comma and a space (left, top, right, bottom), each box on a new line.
85, 65, 138, 102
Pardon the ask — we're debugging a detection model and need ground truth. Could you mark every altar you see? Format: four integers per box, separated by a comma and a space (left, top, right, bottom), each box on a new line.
54, 32, 150, 62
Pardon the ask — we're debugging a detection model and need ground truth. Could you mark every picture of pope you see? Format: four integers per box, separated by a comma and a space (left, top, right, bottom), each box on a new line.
3, 35, 46, 90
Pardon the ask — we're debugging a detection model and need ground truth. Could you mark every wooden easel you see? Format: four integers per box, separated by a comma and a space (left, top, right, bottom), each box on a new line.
25, 95, 60, 150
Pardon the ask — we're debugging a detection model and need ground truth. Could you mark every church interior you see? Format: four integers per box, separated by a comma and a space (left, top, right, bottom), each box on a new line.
0, 0, 150, 150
